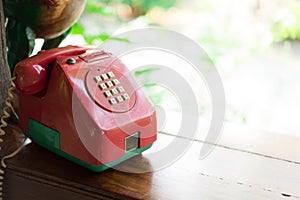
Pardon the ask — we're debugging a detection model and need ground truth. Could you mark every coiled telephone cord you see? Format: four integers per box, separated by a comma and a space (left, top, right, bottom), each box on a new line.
0, 77, 26, 200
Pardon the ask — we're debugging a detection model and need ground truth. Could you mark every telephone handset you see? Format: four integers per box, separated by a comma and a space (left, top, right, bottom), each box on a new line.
12, 45, 157, 171
14, 46, 87, 95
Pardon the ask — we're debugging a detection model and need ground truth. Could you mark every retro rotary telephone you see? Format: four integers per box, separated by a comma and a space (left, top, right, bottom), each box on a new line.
1, 46, 157, 173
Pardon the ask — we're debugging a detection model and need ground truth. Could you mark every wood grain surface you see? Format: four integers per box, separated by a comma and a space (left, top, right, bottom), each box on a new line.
2, 123, 300, 200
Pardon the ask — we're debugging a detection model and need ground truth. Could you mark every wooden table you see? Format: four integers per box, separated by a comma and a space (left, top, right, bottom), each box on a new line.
2, 123, 300, 199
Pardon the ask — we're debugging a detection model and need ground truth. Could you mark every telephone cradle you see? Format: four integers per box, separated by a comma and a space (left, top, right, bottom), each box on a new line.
13, 46, 157, 171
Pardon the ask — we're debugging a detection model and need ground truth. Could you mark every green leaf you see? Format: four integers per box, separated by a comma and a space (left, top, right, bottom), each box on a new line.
70, 23, 84, 35
134, 67, 160, 76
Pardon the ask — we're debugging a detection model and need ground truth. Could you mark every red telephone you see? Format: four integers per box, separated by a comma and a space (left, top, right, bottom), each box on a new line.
13, 46, 157, 171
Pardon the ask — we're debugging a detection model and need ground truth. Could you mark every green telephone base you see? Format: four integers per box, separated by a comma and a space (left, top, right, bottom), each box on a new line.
24, 119, 152, 172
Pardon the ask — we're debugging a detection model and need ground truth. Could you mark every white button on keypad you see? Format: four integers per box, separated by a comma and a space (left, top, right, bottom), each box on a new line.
101, 74, 108, 80
106, 81, 114, 88
108, 72, 115, 78
112, 79, 119, 85
104, 91, 112, 97
117, 86, 124, 93
123, 93, 130, 100
109, 98, 117, 105
111, 88, 118, 95
94, 76, 101, 83
116, 96, 124, 103
99, 83, 107, 90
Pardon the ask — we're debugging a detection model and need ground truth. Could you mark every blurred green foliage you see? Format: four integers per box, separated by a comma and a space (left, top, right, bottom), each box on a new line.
271, 1, 300, 42
86, 0, 178, 13
121, 0, 178, 12
71, 0, 178, 45
72, 0, 300, 50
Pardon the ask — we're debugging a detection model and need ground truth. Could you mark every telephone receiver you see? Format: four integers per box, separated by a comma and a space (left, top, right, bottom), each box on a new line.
14, 46, 88, 95
12, 45, 157, 172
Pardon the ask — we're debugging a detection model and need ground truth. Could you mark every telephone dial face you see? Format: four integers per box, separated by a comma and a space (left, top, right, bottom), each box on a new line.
85, 64, 136, 113
13, 46, 157, 171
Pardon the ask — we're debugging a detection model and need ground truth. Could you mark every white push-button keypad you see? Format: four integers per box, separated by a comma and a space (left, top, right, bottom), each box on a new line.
94, 71, 131, 105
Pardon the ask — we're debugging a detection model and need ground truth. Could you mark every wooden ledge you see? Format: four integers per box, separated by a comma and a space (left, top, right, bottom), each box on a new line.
2, 123, 300, 199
